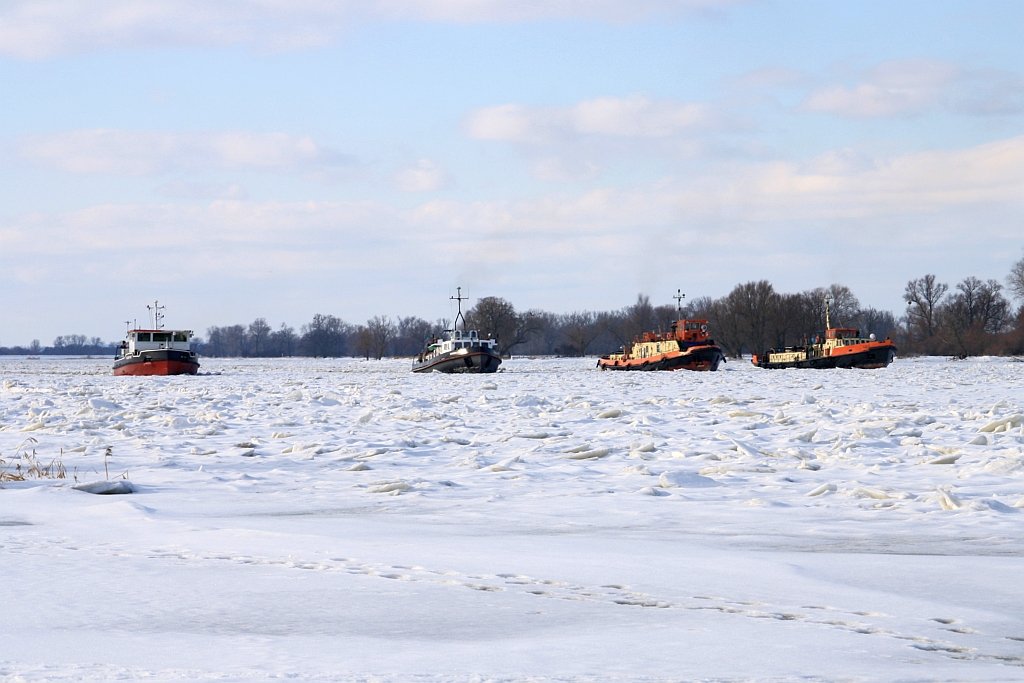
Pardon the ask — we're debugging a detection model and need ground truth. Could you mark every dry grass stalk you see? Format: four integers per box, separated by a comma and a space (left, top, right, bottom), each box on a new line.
0, 438, 67, 483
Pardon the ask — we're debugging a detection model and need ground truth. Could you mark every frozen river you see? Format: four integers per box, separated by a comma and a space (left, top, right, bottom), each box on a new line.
2, 355, 1022, 681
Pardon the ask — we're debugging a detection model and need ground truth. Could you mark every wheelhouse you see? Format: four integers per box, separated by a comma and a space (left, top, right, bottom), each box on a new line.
120, 329, 194, 356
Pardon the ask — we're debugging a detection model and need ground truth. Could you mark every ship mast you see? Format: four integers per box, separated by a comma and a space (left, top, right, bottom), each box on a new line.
451, 287, 467, 332
824, 294, 833, 330
674, 289, 686, 316
147, 300, 165, 330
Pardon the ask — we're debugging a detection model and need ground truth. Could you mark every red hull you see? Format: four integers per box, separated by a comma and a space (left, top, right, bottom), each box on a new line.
113, 358, 199, 376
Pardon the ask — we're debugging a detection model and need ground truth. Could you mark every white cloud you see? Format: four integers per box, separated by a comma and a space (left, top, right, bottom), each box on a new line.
467, 95, 713, 144
465, 95, 721, 183
572, 96, 710, 137
1, 199, 407, 282
0, 1, 348, 59
4, 135, 1021, 298
421, 134, 1024, 238
18, 129, 343, 175
805, 85, 930, 119
684, 135, 1024, 235
394, 159, 449, 192
531, 157, 603, 183
6, 133, 1019, 259
2, 133, 1021, 343
6, 133, 1020, 242
802, 59, 1024, 118
466, 104, 547, 143
376, 0, 744, 23
731, 67, 807, 90
951, 67, 1024, 116
157, 181, 249, 201
0, 0, 745, 59
209, 132, 324, 169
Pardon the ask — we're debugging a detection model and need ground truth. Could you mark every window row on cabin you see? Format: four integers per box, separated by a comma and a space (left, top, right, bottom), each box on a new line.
134, 332, 190, 342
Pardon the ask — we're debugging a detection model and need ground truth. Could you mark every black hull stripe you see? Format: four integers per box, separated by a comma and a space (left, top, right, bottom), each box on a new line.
755, 349, 896, 369
412, 350, 502, 374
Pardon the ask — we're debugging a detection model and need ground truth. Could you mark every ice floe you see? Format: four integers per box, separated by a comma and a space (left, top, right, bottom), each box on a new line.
1, 355, 1022, 681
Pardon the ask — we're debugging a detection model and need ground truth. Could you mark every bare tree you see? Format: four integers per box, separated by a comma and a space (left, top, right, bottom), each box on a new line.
597, 310, 630, 351
559, 311, 599, 356
597, 293, 665, 353
204, 326, 225, 356
979, 280, 1013, 334
824, 284, 861, 326
653, 303, 679, 330
248, 318, 271, 356
352, 325, 373, 360
687, 295, 715, 320
724, 280, 779, 357
300, 314, 350, 357
936, 277, 1010, 356
269, 323, 297, 356
153, 271, 1024, 360
702, 297, 741, 358
855, 307, 899, 339
769, 292, 811, 348
524, 310, 561, 355
208, 324, 246, 357
948, 277, 1010, 332
625, 294, 657, 337
904, 274, 948, 343
365, 315, 396, 360
394, 316, 434, 356
466, 296, 536, 356
1007, 251, 1024, 302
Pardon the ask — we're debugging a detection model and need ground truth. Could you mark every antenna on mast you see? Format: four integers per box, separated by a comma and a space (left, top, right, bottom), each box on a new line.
451, 287, 468, 331
674, 289, 686, 316
147, 300, 165, 330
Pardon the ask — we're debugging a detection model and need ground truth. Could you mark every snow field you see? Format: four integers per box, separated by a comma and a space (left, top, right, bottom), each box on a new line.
1, 356, 1022, 681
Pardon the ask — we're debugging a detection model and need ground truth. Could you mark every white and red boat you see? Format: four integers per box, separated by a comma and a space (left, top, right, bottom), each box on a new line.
412, 288, 502, 374
113, 301, 200, 376
597, 290, 725, 372
751, 297, 896, 370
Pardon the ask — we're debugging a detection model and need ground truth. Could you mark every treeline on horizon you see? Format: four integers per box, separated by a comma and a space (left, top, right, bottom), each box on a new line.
5, 261, 1024, 360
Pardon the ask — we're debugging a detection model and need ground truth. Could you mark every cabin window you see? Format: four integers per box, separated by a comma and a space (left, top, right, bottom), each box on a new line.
136, 333, 151, 342
153, 332, 172, 343
173, 332, 189, 342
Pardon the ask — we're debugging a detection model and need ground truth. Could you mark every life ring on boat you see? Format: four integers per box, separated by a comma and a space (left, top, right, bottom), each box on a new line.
700, 324, 708, 333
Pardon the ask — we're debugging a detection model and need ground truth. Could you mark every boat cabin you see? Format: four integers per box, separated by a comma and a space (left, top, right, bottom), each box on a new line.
431, 329, 496, 355
826, 327, 860, 340
637, 319, 711, 344
822, 327, 880, 350
119, 329, 194, 357
764, 327, 884, 363
618, 319, 715, 360
671, 319, 711, 342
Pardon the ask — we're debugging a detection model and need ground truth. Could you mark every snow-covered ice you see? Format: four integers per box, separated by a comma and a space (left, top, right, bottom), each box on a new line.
1, 356, 1022, 681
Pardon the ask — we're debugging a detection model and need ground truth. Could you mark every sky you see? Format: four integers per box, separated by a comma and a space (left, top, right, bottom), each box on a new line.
1, 0, 1023, 346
